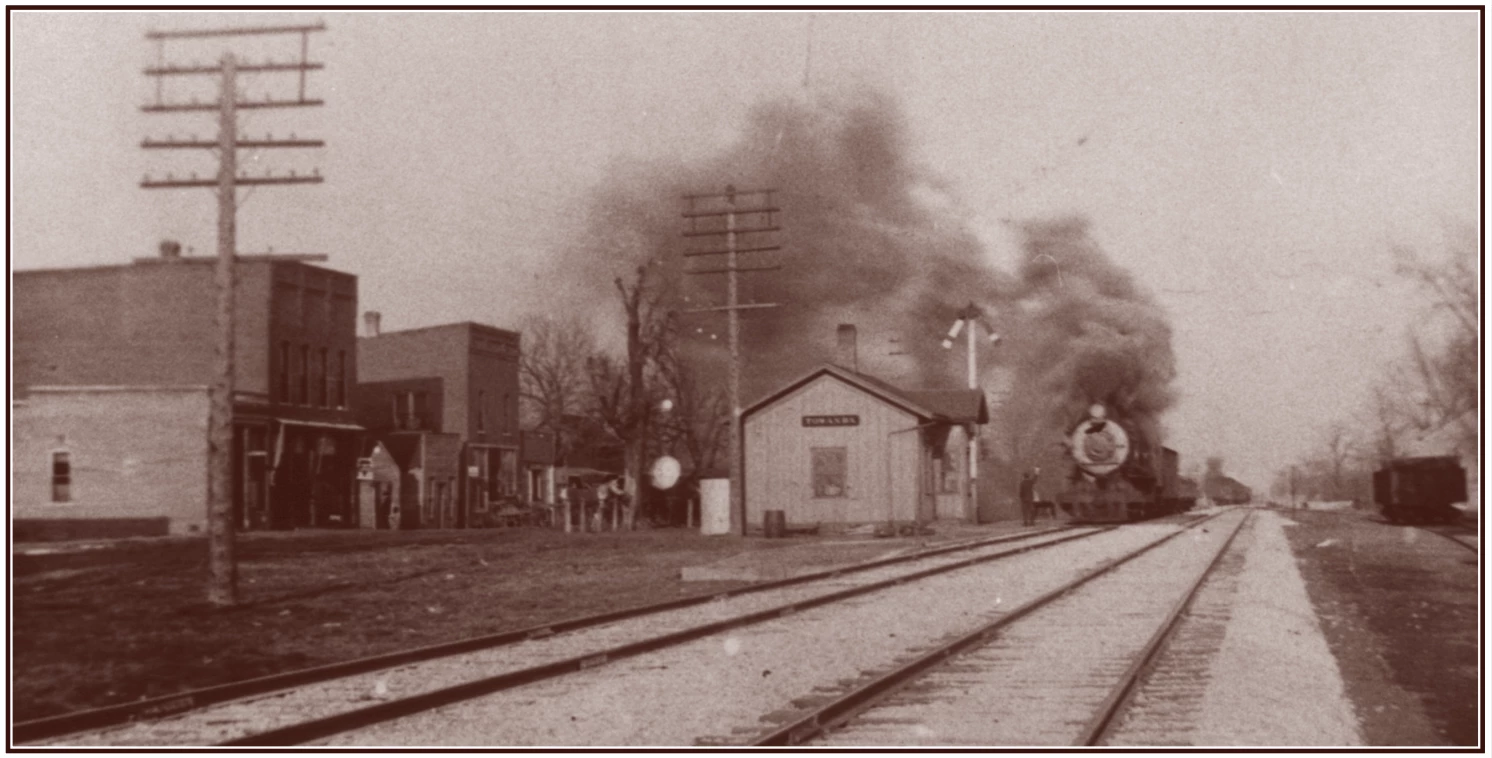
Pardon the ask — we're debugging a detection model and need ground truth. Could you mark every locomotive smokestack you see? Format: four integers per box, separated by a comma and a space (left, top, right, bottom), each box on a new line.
364, 311, 382, 338
835, 324, 859, 373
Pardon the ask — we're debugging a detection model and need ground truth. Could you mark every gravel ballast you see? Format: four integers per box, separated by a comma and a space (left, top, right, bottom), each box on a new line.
1110, 508, 1363, 746
812, 510, 1250, 746
318, 522, 1192, 746
37, 526, 1095, 746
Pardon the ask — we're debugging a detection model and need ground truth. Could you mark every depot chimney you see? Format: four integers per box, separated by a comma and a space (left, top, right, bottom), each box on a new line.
836, 324, 859, 373
364, 311, 382, 338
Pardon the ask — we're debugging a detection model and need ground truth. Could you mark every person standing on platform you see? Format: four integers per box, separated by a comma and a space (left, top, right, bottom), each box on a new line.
1019, 468, 1040, 527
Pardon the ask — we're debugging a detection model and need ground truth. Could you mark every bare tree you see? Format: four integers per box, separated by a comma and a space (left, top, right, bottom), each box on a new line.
518, 313, 596, 463
587, 264, 672, 529
1318, 422, 1356, 500
655, 334, 730, 481
1358, 381, 1412, 463
1391, 225, 1478, 452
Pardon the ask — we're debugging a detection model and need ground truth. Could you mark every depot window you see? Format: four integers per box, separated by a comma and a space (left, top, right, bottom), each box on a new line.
811, 447, 847, 498
51, 451, 72, 503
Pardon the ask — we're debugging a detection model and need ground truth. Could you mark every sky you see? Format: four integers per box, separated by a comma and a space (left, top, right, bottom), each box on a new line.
8, 9, 1482, 491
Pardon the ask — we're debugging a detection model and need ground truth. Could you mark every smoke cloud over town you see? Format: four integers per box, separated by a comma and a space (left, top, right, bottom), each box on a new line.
545, 87, 1177, 447
545, 88, 1020, 399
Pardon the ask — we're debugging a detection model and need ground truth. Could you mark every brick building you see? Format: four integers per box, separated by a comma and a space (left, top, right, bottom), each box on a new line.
12, 386, 209, 539
355, 317, 523, 527
13, 251, 363, 536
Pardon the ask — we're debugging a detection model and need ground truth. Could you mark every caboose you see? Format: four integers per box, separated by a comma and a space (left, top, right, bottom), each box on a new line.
1372, 455, 1468, 524
1056, 404, 1194, 523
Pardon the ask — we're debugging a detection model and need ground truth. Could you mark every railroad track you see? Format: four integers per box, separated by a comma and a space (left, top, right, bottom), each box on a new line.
313, 515, 1215, 746
749, 508, 1248, 746
23, 523, 1108, 746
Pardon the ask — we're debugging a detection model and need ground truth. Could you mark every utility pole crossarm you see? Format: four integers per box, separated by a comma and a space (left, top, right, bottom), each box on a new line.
682, 303, 781, 313
143, 138, 325, 149
142, 99, 325, 112
683, 244, 780, 257
682, 206, 781, 218
145, 62, 325, 76
141, 175, 324, 189
682, 225, 780, 239
685, 265, 783, 275
146, 22, 326, 39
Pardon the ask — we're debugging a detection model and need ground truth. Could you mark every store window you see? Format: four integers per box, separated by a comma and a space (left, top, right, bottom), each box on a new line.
316, 348, 329, 407
334, 350, 347, 408
413, 391, 428, 430
51, 451, 72, 503
278, 341, 290, 402
811, 447, 847, 498
297, 344, 310, 404
498, 448, 518, 497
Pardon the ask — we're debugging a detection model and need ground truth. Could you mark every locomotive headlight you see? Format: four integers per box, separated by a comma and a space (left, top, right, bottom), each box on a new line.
1089, 403, 1106, 420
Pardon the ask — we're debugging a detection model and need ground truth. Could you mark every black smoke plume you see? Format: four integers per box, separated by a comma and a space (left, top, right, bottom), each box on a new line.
1006, 215, 1177, 447
542, 88, 1016, 400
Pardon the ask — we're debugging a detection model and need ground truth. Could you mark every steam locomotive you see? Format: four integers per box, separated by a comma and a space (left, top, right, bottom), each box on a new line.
1056, 403, 1197, 523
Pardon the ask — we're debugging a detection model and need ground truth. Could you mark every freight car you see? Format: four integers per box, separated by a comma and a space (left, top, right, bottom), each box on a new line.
1373, 455, 1467, 524
1056, 403, 1196, 523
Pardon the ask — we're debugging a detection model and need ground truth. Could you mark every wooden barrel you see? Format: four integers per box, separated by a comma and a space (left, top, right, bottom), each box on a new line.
763, 509, 787, 538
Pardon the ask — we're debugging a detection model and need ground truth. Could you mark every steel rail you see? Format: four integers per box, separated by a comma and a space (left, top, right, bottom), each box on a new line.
16, 525, 1080, 744
218, 527, 1105, 745
1076, 510, 1253, 745
749, 511, 1227, 746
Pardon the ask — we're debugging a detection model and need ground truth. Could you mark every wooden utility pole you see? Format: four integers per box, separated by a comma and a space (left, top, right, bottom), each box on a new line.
682, 186, 782, 535
142, 23, 326, 606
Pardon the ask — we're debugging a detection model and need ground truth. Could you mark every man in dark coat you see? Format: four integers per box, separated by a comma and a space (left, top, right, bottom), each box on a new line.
1019, 468, 1040, 526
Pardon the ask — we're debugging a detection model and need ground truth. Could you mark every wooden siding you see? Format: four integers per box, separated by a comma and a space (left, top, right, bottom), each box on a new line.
744, 374, 922, 526
935, 424, 970, 520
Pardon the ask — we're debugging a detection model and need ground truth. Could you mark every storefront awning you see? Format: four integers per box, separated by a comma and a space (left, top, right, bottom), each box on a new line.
274, 418, 366, 432
269, 419, 364, 468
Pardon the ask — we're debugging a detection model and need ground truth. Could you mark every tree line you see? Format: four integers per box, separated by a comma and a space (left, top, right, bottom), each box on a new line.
1273, 223, 1477, 505
518, 265, 729, 527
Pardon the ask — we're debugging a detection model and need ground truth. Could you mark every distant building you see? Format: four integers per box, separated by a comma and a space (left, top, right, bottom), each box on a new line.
13, 251, 363, 537
552, 412, 625, 475
358, 432, 463, 530
354, 317, 523, 527
520, 429, 558, 505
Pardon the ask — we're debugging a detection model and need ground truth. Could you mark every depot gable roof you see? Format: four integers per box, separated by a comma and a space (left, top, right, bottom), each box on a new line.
742, 364, 987, 425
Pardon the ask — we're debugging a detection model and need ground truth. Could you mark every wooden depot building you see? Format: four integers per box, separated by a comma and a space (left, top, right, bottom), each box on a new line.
742, 343, 988, 533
